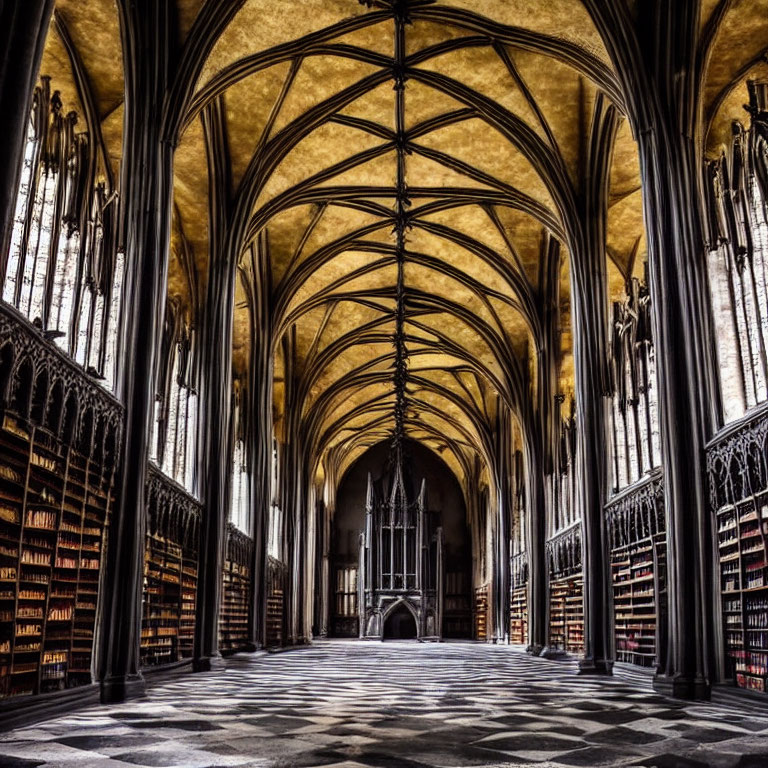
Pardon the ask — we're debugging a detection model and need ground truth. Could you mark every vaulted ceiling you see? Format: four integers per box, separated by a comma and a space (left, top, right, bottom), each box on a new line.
38, 0, 768, 490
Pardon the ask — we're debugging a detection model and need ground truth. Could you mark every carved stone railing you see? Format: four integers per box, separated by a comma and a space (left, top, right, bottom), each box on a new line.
146, 461, 201, 552
0, 302, 123, 460
604, 468, 664, 550
225, 522, 253, 566
706, 403, 768, 511
546, 520, 582, 579
510, 551, 528, 590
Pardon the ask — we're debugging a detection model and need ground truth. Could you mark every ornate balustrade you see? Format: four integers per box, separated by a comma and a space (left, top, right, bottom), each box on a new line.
145, 461, 201, 547
510, 551, 528, 589
0, 301, 123, 458
546, 521, 582, 580
706, 404, 768, 511
604, 468, 664, 550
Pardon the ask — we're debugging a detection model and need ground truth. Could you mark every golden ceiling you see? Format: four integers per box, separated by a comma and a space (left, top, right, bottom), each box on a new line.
39, 0, 768, 489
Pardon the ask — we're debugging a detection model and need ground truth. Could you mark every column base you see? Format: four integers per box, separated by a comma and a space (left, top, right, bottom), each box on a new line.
653, 673, 710, 700
539, 646, 567, 659
526, 643, 544, 656
100, 673, 146, 704
193, 654, 226, 673
577, 657, 613, 676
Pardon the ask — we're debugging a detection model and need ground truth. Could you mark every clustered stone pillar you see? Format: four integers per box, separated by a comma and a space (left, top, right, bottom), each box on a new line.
98, 0, 176, 701
584, 0, 720, 696
571, 94, 618, 677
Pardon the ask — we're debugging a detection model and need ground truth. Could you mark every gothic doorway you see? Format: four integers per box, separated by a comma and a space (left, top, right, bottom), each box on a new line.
383, 604, 417, 640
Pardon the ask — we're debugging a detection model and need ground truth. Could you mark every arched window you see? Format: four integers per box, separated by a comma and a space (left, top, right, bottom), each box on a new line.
550, 397, 577, 534
608, 269, 661, 492
268, 439, 283, 560
1, 79, 124, 393
149, 305, 198, 494
707, 82, 768, 423
229, 387, 250, 534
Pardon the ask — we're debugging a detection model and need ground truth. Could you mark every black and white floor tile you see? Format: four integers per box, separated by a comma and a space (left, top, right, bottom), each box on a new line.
1, 640, 767, 768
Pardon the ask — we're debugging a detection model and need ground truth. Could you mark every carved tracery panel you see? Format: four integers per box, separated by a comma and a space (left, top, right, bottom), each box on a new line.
707, 81, 768, 423
1, 78, 124, 391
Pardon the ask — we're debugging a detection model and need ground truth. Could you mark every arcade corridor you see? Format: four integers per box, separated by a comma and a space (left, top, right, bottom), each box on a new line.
2, 642, 768, 768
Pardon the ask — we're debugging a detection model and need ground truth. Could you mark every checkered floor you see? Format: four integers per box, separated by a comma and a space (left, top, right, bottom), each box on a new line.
1, 640, 768, 767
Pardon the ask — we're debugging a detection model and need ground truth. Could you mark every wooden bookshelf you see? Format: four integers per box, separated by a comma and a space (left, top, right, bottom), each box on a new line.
605, 471, 666, 670
509, 586, 527, 644
611, 533, 664, 667
219, 524, 253, 653
474, 584, 489, 641
509, 551, 528, 644
547, 575, 583, 654
0, 414, 113, 699
179, 562, 196, 658
545, 524, 583, 654
443, 570, 471, 638
717, 494, 768, 694
141, 534, 181, 666
331, 564, 358, 637
549, 578, 567, 650
140, 465, 200, 668
266, 556, 287, 648
564, 578, 584, 654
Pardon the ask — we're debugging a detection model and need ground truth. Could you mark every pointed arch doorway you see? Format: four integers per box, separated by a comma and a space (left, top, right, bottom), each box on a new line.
383, 603, 418, 640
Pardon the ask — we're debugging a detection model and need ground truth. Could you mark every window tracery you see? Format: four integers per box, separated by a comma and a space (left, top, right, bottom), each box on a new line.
268, 439, 283, 561
608, 270, 661, 493
551, 396, 577, 534
230, 384, 250, 534
707, 82, 768, 424
1, 78, 124, 393
149, 301, 198, 494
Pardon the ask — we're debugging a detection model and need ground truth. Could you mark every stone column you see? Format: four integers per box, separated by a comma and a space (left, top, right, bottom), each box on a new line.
584, 0, 720, 699
570, 95, 619, 676
193, 97, 236, 672
242, 240, 273, 649
98, 0, 174, 703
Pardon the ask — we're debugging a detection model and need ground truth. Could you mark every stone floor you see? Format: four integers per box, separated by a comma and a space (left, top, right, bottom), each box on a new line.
1, 640, 768, 768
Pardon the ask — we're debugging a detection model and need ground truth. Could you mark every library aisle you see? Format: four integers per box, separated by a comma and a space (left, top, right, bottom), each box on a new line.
1, 641, 768, 768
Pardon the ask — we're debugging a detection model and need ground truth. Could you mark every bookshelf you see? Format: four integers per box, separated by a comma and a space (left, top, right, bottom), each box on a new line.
546, 524, 583, 654
564, 577, 584, 654
509, 587, 527, 644
332, 564, 358, 637
0, 304, 124, 701
0, 415, 115, 699
509, 552, 528, 644
549, 578, 567, 650
219, 524, 253, 653
547, 576, 584, 654
443, 570, 471, 638
610, 532, 665, 667
474, 584, 489, 641
140, 465, 200, 668
716, 494, 768, 694
605, 471, 666, 669
266, 556, 287, 647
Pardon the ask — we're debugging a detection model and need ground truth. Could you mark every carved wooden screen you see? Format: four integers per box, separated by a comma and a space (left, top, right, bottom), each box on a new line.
1, 78, 124, 392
